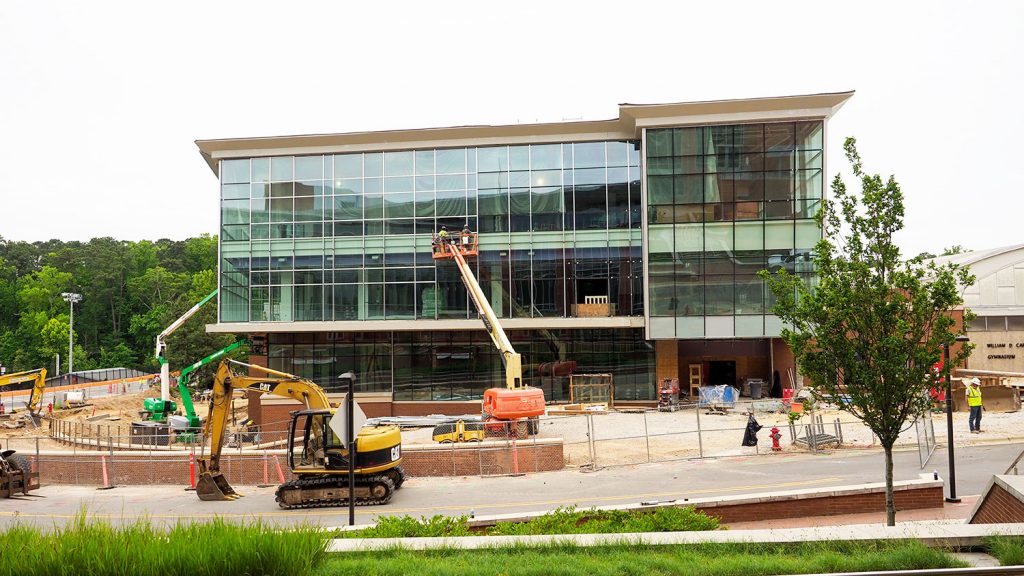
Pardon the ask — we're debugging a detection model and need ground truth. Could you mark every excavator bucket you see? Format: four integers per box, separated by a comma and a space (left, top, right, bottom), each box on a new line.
196, 471, 241, 501
195, 460, 241, 501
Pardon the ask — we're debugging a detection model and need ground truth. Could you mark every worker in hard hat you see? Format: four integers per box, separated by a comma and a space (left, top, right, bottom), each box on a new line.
437, 225, 451, 244
966, 377, 983, 433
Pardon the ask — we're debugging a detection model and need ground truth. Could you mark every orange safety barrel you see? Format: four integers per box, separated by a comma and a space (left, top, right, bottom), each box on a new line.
482, 386, 545, 420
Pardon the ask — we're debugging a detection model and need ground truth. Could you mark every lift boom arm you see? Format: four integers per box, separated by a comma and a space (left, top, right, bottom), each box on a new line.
0, 368, 47, 415
445, 244, 523, 390
155, 289, 218, 401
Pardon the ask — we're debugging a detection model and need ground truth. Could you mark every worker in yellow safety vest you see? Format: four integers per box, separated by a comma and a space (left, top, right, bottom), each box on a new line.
965, 377, 983, 434
437, 225, 450, 244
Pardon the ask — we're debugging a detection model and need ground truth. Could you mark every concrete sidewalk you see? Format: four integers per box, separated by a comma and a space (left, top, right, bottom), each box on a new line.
328, 521, 1024, 552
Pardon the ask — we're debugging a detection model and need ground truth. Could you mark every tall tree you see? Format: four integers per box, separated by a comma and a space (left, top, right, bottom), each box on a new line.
760, 138, 974, 526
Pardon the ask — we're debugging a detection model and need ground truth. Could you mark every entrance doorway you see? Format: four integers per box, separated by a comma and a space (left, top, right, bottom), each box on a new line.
708, 360, 736, 387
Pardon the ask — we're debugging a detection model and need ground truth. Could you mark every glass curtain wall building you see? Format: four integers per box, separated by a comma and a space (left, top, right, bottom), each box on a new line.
199, 92, 852, 412
219, 142, 643, 325
644, 121, 823, 339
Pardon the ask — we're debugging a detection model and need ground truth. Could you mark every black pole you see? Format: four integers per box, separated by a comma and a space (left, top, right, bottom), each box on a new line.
944, 343, 960, 503
347, 379, 356, 525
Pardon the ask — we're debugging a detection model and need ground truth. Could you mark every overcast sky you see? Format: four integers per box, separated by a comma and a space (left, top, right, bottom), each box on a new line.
1, 0, 1021, 257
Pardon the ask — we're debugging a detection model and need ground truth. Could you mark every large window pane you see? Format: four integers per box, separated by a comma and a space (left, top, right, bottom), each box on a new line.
415, 150, 434, 175
796, 121, 823, 150
573, 142, 605, 168
271, 157, 293, 181
384, 151, 414, 176
531, 144, 561, 169
222, 159, 250, 184
295, 156, 323, 180
435, 149, 465, 174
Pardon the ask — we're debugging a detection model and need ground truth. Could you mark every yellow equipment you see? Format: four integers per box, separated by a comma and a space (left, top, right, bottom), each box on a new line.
196, 359, 405, 507
432, 419, 485, 443
0, 368, 47, 416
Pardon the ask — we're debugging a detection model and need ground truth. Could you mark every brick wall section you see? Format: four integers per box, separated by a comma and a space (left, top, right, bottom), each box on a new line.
36, 452, 298, 487
401, 442, 564, 477
970, 484, 1024, 524
694, 485, 943, 524
31, 440, 565, 485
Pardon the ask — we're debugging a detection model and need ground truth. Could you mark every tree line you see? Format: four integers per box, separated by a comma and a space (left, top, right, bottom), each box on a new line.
0, 235, 234, 377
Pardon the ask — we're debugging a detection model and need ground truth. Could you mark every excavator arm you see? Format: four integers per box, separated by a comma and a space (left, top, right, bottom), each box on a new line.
0, 369, 47, 415
198, 359, 332, 500
176, 339, 248, 428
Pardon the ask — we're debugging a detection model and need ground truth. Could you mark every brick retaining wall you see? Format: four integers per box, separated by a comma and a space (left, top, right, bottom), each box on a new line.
969, 475, 1024, 524
693, 484, 943, 523
30, 439, 565, 486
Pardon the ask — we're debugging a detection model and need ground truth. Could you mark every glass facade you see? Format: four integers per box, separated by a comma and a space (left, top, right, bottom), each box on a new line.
219, 142, 643, 323
267, 329, 655, 401
644, 121, 823, 339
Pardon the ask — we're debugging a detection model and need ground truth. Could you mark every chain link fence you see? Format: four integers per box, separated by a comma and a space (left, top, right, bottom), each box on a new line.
4, 399, 955, 485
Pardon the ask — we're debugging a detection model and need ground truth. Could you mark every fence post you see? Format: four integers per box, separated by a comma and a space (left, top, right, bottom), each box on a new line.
451, 433, 457, 477
108, 435, 115, 485
532, 426, 539, 473
695, 403, 704, 459
642, 410, 651, 463
588, 413, 597, 468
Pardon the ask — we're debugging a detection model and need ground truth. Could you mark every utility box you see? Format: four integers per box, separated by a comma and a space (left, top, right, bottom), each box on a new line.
130, 422, 170, 446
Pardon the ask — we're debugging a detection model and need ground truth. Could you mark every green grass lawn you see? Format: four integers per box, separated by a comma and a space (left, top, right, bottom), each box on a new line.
339, 506, 719, 538
318, 541, 968, 576
989, 536, 1024, 566
1, 512, 1020, 576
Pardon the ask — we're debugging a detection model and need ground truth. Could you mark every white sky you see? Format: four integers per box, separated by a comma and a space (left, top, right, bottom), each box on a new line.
1, 0, 1021, 257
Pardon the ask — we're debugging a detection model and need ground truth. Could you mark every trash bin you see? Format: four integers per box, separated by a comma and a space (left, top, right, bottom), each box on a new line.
130, 422, 157, 446
130, 422, 171, 446
748, 379, 764, 400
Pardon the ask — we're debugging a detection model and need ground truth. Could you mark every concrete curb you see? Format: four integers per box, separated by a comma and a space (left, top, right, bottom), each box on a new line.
327, 522, 1024, 552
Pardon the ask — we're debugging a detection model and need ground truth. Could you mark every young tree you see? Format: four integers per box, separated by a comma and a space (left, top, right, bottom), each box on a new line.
760, 138, 974, 526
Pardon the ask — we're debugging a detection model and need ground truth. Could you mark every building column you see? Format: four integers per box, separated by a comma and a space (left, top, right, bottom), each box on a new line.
655, 340, 680, 385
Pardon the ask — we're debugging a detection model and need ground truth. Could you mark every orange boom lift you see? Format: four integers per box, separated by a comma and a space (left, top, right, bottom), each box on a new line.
433, 232, 545, 436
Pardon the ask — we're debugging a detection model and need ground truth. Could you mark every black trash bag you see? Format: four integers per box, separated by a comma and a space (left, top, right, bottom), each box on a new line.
741, 414, 763, 447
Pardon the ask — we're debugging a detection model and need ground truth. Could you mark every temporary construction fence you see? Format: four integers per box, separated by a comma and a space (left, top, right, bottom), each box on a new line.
11, 401, 959, 486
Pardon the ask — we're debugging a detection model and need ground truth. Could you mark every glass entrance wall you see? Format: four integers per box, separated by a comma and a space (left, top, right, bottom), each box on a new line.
267, 328, 655, 401
219, 142, 643, 323
644, 121, 823, 339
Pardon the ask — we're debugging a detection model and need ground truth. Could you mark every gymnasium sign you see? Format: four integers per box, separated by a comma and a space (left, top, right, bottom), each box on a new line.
986, 342, 1024, 360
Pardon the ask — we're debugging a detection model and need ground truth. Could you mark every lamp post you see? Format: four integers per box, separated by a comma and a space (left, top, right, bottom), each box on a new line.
943, 334, 971, 503
61, 293, 82, 375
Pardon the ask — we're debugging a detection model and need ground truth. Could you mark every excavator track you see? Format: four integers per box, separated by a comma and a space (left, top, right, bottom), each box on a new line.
274, 473, 396, 509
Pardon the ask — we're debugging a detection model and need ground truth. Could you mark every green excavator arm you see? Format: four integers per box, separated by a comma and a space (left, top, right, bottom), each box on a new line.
176, 339, 249, 428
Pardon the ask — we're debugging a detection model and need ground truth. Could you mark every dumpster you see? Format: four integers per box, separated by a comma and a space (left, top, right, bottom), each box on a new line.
130, 422, 171, 446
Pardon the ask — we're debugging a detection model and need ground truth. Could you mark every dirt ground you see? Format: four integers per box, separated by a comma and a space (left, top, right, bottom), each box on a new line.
3, 389, 1021, 468
0, 387, 218, 451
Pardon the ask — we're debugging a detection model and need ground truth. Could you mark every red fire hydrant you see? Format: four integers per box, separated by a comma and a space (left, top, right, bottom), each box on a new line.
770, 426, 782, 452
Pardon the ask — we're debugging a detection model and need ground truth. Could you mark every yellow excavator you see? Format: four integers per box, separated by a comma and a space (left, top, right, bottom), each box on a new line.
0, 368, 47, 421
196, 359, 405, 508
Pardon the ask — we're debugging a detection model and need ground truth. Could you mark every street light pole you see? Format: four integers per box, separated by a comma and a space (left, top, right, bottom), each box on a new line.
943, 334, 970, 504
61, 293, 82, 375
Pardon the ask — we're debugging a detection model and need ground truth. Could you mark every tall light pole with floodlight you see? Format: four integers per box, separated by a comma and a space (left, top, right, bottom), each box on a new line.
943, 333, 971, 503
61, 292, 82, 375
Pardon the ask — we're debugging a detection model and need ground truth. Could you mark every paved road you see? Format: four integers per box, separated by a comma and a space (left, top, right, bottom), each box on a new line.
1, 442, 1020, 529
